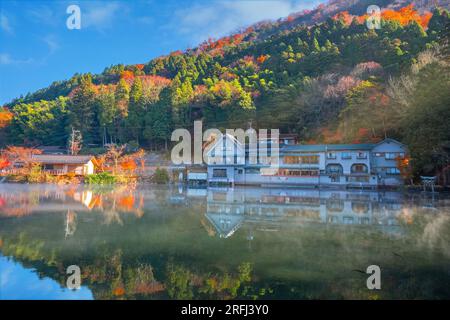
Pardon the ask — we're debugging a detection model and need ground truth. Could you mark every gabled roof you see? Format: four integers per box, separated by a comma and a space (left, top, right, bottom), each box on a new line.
374, 138, 406, 148
205, 213, 244, 238
31, 155, 94, 164
205, 133, 245, 156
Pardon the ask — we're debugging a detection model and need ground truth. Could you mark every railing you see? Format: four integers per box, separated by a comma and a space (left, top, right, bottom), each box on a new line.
43, 169, 66, 175
0, 168, 28, 175
0, 169, 66, 176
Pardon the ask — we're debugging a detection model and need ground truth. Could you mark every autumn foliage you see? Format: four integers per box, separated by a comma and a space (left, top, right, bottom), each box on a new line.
256, 54, 269, 64
335, 4, 433, 29
0, 107, 13, 128
333, 11, 354, 25
0, 157, 10, 169
382, 4, 432, 28
120, 70, 135, 80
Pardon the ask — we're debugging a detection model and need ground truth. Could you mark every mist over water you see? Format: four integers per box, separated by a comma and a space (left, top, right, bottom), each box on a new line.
1, 183, 449, 300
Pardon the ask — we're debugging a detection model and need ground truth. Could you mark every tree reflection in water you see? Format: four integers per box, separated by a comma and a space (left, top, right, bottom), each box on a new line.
0, 184, 450, 299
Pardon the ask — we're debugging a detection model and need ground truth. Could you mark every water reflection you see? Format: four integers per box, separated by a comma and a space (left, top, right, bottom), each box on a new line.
205, 188, 405, 238
0, 183, 449, 300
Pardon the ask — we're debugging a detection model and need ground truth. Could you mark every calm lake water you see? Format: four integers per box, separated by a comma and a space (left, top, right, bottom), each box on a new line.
0, 183, 449, 300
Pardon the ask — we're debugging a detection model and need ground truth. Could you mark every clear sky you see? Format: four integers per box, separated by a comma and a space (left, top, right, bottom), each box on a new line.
0, 0, 325, 105
0, 255, 93, 300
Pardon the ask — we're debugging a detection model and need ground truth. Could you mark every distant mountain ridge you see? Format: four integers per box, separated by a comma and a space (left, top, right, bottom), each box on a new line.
3, 0, 448, 106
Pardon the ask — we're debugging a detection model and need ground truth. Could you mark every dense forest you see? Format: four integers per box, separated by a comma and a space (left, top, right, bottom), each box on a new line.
0, 1, 449, 178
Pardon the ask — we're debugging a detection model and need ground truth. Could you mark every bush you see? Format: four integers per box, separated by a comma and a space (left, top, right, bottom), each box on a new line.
152, 168, 169, 184
27, 164, 43, 183
85, 172, 117, 184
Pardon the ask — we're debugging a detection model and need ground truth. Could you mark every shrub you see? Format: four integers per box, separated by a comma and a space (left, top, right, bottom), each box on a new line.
85, 172, 117, 185
27, 164, 43, 183
152, 168, 169, 184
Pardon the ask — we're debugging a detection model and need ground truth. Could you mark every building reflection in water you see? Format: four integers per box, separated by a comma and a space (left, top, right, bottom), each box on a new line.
202, 187, 406, 238
0, 184, 424, 239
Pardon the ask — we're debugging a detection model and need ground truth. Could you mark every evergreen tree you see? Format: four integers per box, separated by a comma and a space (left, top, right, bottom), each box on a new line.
68, 74, 98, 143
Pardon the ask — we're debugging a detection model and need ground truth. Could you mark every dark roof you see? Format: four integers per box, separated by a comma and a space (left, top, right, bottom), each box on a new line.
282, 143, 375, 153
32, 155, 94, 164
37, 146, 67, 154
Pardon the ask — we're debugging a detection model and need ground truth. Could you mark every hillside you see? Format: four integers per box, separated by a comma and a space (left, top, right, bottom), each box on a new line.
0, 0, 449, 177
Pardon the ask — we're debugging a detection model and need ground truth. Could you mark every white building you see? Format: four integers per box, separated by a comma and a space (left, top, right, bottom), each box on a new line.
205, 136, 407, 188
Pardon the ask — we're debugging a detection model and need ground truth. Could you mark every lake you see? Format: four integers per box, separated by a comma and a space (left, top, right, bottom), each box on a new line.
0, 183, 449, 300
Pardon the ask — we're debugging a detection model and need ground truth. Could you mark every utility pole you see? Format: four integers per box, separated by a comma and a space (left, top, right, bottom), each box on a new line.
68, 127, 82, 155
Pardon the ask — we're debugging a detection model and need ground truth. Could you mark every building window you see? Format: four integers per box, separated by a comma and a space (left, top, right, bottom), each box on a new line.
341, 152, 352, 159
343, 217, 354, 224
326, 199, 344, 212
386, 167, 400, 175
375, 152, 383, 157
326, 164, 343, 174
301, 156, 319, 164
284, 156, 300, 164
327, 152, 336, 159
352, 202, 369, 214
283, 155, 319, 164
213, 169, 227, 178
246, 168, 260, 174
277, 169, 319, 176
357, 152, 367, 159
347, 176, 370, 183
385, 153, 396, 160
351, 164, 368, 174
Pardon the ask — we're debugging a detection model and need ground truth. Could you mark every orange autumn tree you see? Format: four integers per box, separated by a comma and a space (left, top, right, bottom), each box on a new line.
0, 107, 13, 128
120, 70, 135, 80
256, 54, 269, 64
357, 4, 433, 29
3, 146, 42, 170
135, 64, 144, 71
120, 149, 145, 174
396, 154, 412, 183
333, 11, 354, 26
120, 158, 137, 172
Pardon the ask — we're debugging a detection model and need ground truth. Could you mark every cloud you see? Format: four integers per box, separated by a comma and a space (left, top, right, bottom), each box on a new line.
0, 53, 33, 65
172, 0, 323, 43
0, 35, 58, 67
83, 2, 126, 30
43, 35, 60, 54
0, 13, 13, 34
27, 5, 58, 26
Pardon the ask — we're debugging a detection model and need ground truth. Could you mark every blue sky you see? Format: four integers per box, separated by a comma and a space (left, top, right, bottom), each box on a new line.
0, 255, 93, 300
0, 0, 325, 105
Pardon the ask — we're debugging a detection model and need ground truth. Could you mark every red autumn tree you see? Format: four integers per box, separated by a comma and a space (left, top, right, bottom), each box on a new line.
3, 146, 42, 169
0, 157, 11, 170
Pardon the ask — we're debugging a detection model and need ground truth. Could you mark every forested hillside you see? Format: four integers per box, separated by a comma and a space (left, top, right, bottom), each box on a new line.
0, 1, 449, 177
